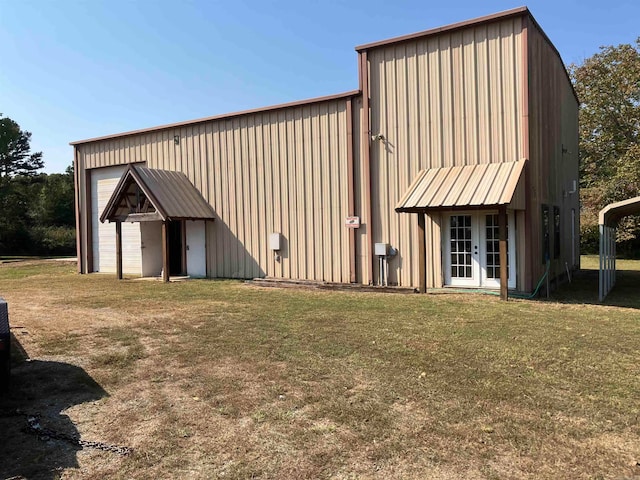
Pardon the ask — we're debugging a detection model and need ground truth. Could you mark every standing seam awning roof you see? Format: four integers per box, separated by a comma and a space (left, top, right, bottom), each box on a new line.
599, 196, 640, 227
100, 165, 216, 223
395, 160, 527, 213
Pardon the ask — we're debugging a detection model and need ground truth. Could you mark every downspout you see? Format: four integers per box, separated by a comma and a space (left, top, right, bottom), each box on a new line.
85, 167, 93, 273
73, 146, 83, 273
360, 50, 374, 285
346, 97, 357, 283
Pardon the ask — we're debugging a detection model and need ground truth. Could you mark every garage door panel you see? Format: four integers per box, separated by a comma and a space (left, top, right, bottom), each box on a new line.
90, 165, 142, 275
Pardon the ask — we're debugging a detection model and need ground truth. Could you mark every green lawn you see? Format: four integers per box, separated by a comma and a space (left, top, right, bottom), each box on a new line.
0, 258, 639, 479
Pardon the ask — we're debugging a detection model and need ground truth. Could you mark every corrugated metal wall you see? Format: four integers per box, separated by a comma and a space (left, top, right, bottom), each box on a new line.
527, 22, 580, 287
74, 12, 577, 292
366, 17, 525, 287
77, 98, 353, 282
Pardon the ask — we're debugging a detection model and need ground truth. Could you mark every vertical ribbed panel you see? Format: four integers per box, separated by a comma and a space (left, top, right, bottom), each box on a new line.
367, 17, 524, 287
77, 99, 352, 282
527, 22, 580, 285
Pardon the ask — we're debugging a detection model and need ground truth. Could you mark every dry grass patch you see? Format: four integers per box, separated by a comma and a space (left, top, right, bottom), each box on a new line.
0, 258, 639, 479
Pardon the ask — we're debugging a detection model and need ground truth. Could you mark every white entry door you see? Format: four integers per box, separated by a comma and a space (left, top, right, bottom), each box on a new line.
444, 212, 516, 289
186, 220, 206, 278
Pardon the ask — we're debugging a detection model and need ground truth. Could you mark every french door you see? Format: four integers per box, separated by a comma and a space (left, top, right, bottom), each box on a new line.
444, 212, 516, 289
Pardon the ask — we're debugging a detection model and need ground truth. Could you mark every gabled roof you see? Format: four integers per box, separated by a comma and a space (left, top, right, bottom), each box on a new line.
100, 165, 216, 223
395, 160, 527, 213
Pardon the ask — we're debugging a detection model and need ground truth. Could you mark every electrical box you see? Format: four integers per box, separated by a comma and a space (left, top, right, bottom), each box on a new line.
269, 233, 282, 251
375, 243, 389, 256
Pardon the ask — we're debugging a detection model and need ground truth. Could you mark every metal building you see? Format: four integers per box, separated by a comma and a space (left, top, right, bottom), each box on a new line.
71, 7, 579, 297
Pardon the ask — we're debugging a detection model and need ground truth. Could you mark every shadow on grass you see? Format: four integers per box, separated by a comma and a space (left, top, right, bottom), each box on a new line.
551, 268, 640, 309
0, 334, 107, 480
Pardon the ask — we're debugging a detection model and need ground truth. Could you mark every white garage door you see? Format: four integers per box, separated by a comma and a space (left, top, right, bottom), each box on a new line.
91, 165, 142, 275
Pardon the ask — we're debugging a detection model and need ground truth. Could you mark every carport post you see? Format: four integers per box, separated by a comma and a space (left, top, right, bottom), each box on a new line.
162, 220, 170, 283
498, 205, 508, 301
115, 220, 123, 280
417, 212, 426, 293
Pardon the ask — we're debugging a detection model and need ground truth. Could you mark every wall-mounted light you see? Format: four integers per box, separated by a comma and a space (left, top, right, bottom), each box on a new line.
371, 133, 385, 142
174, 135, 180, 145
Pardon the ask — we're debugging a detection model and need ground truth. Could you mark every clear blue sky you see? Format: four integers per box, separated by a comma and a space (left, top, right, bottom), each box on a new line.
1, 0, 638, 173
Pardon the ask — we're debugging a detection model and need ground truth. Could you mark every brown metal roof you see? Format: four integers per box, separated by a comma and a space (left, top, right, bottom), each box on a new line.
355, 7, 529, 52
71, 90, 360, 146
100, 165, 216, 223
395, 160, 527, 213
599, 196, 640, 227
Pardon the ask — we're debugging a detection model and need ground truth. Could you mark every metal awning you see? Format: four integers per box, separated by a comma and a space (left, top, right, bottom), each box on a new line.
598, 195, 640, 301
395, 160, 527, 213
100, 165, 216, 223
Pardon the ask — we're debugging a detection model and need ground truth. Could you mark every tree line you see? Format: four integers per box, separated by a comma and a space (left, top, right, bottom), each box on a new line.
570, 37, 640, 256
0, 115, 75, 256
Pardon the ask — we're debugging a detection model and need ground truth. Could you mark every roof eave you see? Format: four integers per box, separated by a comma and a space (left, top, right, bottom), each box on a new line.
70, 90, 361, 146
355, 6, 529, 52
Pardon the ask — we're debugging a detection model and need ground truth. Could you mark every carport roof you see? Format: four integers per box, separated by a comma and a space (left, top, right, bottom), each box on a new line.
100, 165, 216, 223
599, 196, 640, 227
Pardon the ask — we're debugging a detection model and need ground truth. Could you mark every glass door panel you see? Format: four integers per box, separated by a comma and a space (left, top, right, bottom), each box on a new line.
479, 213, 516, 289
444, 212, 516, 289
446, 214, 479, 286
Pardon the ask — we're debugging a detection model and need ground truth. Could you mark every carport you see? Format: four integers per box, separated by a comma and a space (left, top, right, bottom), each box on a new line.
598, 196, 640, 301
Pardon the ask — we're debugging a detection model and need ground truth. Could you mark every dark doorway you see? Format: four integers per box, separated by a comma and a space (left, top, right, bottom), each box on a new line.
168, 220, 184, 276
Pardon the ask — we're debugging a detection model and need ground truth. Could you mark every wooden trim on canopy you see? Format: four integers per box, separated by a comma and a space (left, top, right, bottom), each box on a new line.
100, 164, 216, 224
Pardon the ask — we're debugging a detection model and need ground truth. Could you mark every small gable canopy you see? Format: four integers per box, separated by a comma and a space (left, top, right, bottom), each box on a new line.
100, 165, 216, 223
395, 160, 527, 213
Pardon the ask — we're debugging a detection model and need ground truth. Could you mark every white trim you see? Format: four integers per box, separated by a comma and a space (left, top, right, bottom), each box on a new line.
443, 211, 516, 289
444, 213, 480, 287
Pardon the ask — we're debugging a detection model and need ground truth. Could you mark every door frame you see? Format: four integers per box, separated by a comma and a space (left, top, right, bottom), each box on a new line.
478, 211, 517, 289
444, 213, 480, 287
168, 220, 186, 276
443, 211, 516, 289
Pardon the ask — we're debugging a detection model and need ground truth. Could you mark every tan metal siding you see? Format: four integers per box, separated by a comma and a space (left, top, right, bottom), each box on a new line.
367, 17, 524, 287
527, 23, 580, 286
77, 98, 353, 282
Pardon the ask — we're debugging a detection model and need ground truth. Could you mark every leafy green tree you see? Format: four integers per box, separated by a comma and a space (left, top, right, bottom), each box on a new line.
33, 171, 75, 227
0, 114, 43, 178
569, 38, 640, 254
